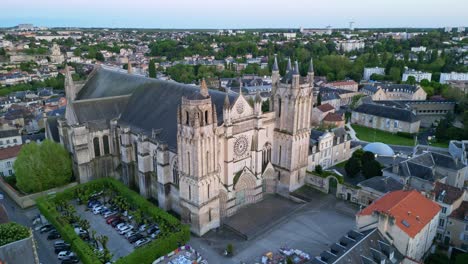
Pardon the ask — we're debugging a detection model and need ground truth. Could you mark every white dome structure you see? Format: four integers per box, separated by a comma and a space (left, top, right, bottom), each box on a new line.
363, 142, 395, 157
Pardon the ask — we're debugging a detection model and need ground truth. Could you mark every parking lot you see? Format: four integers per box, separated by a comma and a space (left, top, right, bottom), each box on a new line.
75, 203, 134, 260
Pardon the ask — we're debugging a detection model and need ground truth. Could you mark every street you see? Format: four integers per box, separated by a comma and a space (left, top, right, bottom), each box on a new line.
0, 193, 60, 264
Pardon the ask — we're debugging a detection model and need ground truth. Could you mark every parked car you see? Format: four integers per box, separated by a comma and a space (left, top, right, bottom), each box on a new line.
54, 240, 70, 248
74, 227, 87, 236
103, 210, 117, 218
55, 245, 71, 254
134, 238, 151, 248
138, 224, 147, 232
115, 222, 127, 230
61, 255, 79, 264
39, 224, 53, 233
47, 231, 61, 240
57, 251, 75, 260
93, 206, 106, 215
106, 216, 120, 224
0, 192, 4, 199
128, 233, 144, 243
124, 230, 137, 238
147, 225, 160, 236
111, 219, 124, 227
87, 200, 101, 208
118, 225, 133, 235
150, 229, 161, 239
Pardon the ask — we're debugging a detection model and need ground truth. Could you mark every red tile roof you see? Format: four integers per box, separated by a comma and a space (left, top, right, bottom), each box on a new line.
358, 190, 440, 238
449, 201, 468, 222
328, 80, 358, 86
323, 112, 344, 122
316, 103, 335, 112
0, 145, 22, 160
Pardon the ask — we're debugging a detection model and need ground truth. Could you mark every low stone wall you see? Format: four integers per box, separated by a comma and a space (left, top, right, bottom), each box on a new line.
304, 173, 328, 193
0, 235, 38, 264
0, 178, 77, 209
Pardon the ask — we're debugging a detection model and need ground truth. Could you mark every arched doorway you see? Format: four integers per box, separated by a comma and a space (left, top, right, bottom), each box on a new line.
328, 176, 338, 195
234, 171, 257, 209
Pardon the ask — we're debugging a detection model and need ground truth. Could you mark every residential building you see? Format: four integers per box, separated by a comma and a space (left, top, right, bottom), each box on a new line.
0, 130, 22, 149
445, 80, 468, 94
322, 112, 345, 128
449, 140, 468, 166
336, 40, 365, 52
311, 103, 335, 126
402, 69, 432, 83
429, 182, 465, 244
326, 80, 358, 92
319, 87, 361, 109
361, 83, 427, 101
308, 127, 351, 170
440, 72, 468, 84
446, 201, 468, 251
357, 176, 404, 206
356, 190, 441, 261
351, 103, 421, 133
411, 46, 427, 52
383, 151, 467, 189
363, 67, 385, 81
57, 59, 318, 236
372, 100, 456, 127
0, 145, 21, 177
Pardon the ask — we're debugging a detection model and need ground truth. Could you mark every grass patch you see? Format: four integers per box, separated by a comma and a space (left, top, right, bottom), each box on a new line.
351, 124, 415, 146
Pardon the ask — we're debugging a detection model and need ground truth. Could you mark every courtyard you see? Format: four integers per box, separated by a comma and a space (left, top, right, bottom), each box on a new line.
189, 188, 358, 263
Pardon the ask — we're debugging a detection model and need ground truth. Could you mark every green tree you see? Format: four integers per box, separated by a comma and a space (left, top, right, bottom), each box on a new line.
406, 76, 416, 85
148, 59, 156, 78
95, 51, 105, 62
345, 157, 361, 178
315, 165, 323, 175
361, 160, 382, 179
14, 140, 72, 193
0, 222, 30, 247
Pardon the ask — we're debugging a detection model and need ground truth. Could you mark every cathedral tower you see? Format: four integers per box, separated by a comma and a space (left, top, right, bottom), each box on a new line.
271, 59, 315, 193
177, 79, 220, 236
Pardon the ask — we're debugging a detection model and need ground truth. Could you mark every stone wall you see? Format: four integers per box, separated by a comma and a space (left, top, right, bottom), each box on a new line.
0, 177, 77, 209
0, 235, 38, 264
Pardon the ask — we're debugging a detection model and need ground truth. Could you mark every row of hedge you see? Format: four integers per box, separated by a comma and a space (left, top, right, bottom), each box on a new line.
37, 178, 190, 264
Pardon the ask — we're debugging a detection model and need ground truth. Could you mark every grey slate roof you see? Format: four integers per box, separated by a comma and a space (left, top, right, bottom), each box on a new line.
73, 95, 130, 124
358, 176, 404, 194
72, 66, 237, 151
353, 103, 419, 123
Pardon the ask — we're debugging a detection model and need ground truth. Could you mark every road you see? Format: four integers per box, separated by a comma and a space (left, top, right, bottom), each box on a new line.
0, 193, 60, 264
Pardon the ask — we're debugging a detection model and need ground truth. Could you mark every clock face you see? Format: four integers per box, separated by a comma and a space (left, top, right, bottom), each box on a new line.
234, 136, 249, 157
236, 101, 244, 114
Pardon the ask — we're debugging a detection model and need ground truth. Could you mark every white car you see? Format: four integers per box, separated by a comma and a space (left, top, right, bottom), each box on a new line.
57, 250, 75, 260
0, 193, 4, 200
103, 211, 117, 218
118, 226, 133, 235
93, 206, 105, 215
134, 238, 151, 248
125, 230, 137, 238
138, 224, 147, 232
115, 223, 127, 230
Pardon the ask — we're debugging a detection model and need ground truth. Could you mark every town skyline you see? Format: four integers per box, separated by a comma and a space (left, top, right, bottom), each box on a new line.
2, 0, 468, 29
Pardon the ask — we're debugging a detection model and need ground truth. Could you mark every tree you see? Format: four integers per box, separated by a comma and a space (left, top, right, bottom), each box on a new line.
148, 59, 156, 78
361, 151, 376, 165
345, 157, 361, 178
315, 165, 323, 175
14, 140, 72, 193
0, 222, 30, 247
406, 76, 416, 85
95, 51, 105, 62
361, 160, 382, 179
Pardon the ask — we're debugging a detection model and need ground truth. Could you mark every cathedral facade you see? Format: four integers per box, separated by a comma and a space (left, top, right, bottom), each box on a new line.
58, 57, 317, 236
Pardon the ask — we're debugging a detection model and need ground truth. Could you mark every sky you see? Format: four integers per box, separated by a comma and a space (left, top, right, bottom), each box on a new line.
1, 0, 467, 29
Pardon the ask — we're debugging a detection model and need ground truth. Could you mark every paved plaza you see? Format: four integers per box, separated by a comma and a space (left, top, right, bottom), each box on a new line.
189, 187, 358, 264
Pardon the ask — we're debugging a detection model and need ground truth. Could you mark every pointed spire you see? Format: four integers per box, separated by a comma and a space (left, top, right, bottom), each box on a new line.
272, 54, 279, 72
308, 58, 314, 73
238, 77, 243, 95
200, 78, 209, 97
286, 57, 292, 72
293, 61, 299, 75
224, 91, 230, 108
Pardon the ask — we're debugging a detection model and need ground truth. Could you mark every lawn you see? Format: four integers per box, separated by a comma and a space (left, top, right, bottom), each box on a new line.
429, 140, 449, 148
351, 124, 415, 146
